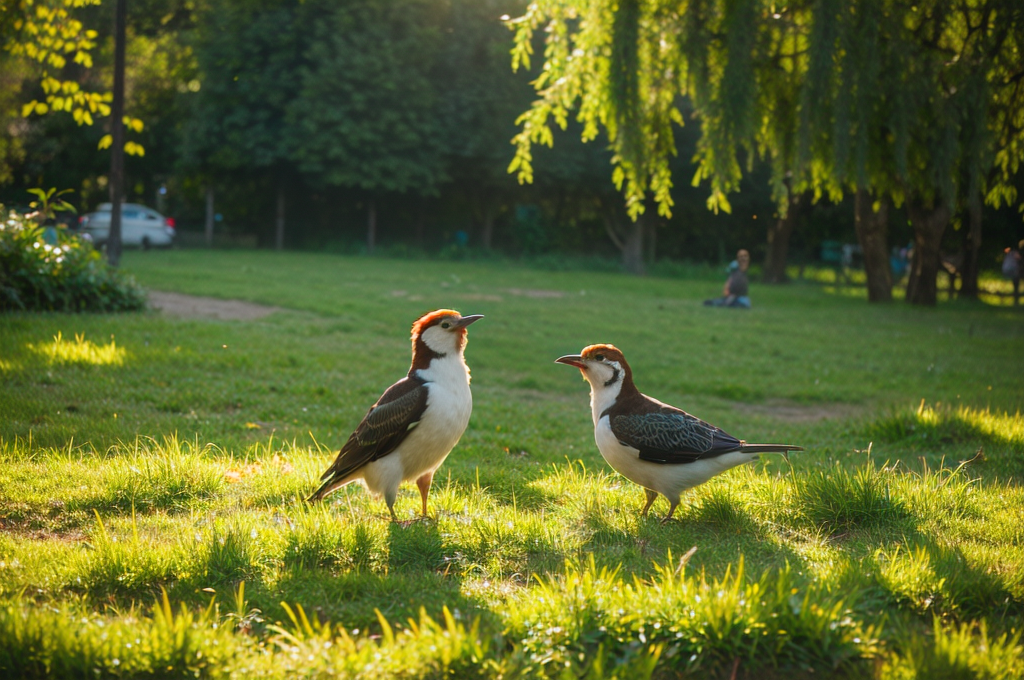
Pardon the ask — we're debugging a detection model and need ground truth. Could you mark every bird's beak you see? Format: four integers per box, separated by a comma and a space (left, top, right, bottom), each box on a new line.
555, 354, 586, 369
452, 314, 484, 329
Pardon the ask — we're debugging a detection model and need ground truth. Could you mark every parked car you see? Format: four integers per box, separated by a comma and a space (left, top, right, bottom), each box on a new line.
77, 203, 176, 249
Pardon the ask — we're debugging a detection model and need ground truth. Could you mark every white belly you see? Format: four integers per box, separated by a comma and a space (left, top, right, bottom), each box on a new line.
395, 382, 472, 480
358, 354, 472, 499
594, 416, 752, 501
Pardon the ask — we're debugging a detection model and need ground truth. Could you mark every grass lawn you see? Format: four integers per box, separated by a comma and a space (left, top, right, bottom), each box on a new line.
1, 249, 1022, 679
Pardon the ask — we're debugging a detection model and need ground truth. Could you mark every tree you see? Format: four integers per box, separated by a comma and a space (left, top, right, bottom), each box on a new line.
435, 0, 533, 250
508, 0, 820, 276
184, 0, 305, 249
287, 0, 448, 253
3, 0, 109, 130
507, 0, 683, 272
4, 0, 146, 267
106, 0, 125, 266
508, 0, 1024, 300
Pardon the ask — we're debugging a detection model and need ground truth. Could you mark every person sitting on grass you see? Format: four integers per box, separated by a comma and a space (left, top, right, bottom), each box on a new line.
1003, 241, 1022, 306
704, 249, 751, 309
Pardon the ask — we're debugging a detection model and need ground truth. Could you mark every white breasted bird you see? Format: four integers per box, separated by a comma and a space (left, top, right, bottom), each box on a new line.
556, 344, 802, 523
308, 309, 483, 520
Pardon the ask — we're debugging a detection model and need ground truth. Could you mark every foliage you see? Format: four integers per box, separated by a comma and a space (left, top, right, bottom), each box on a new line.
182, 0, 303, 174
2, 0, 145, 155
25, 185, 74, 223
0, 204, 145, 311
286, 0, 448, 195
4, 0, 108, 124
881, 618, 1024, 680
508, 1, 1024, 221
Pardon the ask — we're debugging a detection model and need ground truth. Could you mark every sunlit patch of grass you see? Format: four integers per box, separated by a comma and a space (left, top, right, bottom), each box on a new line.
0, 593, 236, 680
867, 401, 1024, 455
874, 545, 947, 613
692, 484, 756, 532
91, 438, 225, 513
242, 597, 501, 679
881, 618, 1024, 680
281, 506, 389, 571
191, 517, 278, 587
502, 554, 880, 679
893, 461, 981, 525
447, 508, 565, 579
28, 331, 126, 366
73, 511, 178, 597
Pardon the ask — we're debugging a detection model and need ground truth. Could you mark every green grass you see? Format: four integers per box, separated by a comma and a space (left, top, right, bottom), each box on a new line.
1, 250, 1022, 678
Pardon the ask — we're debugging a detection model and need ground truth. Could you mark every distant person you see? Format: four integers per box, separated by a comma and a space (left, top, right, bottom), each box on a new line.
704, 249, 751, 309
1003, 242, 1022, 305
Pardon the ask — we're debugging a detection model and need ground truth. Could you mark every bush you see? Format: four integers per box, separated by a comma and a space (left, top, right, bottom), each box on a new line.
0, 207, 146, 312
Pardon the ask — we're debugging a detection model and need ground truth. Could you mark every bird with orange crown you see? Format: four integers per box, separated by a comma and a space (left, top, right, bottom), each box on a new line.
309, 309, 483, 520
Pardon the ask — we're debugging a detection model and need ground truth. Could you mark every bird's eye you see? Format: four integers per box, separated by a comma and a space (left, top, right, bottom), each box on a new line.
595, 354, 605, 361
441, 322, 451, 329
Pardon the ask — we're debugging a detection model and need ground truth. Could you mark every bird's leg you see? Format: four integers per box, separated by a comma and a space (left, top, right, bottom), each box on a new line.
416, 471, 434, 517
660, 500, 680, 525
384, 484, 400, 522
640, 489, 658, 517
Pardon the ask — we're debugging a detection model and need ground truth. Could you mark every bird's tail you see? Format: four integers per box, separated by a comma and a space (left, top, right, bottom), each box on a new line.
739, 443, 804, 454
306, 471, 340, 503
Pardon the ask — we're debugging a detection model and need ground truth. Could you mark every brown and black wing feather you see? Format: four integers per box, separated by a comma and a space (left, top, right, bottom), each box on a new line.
308, 376, 429, 501
610, 407, 743, 465
607, 394, 802, 464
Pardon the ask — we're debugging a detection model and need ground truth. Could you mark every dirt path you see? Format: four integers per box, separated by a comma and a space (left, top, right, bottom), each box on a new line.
737, 399, 863, 423
148, 290, 283, 321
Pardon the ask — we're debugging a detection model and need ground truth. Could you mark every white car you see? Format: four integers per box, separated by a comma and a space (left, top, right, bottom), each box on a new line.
78, 203, 176, 249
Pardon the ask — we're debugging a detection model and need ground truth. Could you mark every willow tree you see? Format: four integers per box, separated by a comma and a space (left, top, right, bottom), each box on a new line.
508, 0, 815, 275
509, 0, 1024, 298
799, 0, 1024, 305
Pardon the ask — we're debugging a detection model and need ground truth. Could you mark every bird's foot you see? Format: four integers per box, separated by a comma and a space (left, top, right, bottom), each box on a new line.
660, 502, 680, 525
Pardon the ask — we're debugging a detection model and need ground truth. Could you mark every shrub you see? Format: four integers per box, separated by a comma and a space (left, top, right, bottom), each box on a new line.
0, 206, 146, 312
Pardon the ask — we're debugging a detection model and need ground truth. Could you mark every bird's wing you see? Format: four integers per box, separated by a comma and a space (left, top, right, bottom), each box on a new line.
610, 410, 742, 464
319, 377, 429, 483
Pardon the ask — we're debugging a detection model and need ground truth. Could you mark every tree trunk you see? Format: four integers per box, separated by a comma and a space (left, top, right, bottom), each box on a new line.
274, 184, 285, 251
204, 187, 214, 247
621, 219, 645, 275
958, 196, 982, 299
645, 211, 657, 265
763, 189, 801, 284
367, 198, 377, 254
854, 188, 892, 302
106, 0, 127, 267
906, 196, 950, 306
481, 200, 494, 250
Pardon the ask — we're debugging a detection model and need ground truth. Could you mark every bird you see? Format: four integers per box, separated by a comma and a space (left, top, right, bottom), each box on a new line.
555, 344, 802, 523
308, 309, 483, 520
